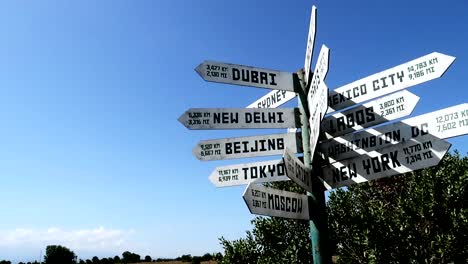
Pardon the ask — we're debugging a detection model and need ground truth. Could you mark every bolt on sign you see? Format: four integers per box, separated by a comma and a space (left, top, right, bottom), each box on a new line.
321, 134, 451, 189
321, 90, 419, 139
319, 103, 468, 163
209, 159, 288, 187
178, 108, 301, 130
193, 133, 302, 161
243, 183, 310, 220
327, 52, 455, 113
195, 60, 296, 92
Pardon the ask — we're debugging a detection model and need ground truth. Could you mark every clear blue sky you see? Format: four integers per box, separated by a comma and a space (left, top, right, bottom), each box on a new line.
0, 0, 467, 262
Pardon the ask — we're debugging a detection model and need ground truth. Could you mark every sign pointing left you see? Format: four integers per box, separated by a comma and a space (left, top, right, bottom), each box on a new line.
195, 61, 295, 92
179, 108, 300, 130
243, 183, 310, 220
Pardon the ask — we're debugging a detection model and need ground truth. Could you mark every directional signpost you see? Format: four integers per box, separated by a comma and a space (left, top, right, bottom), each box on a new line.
193, 133, 302, 161
283, 147, 312, 193
322, 90, 419, 139
327, 52, 456, 113
209, 159, 288, 187
320, 103, 468, 163
181, 3, 464, 264
195, 60, 296, 92
178, 108, 300, 130
243, 183, 310, 220
322, 134, 451, 189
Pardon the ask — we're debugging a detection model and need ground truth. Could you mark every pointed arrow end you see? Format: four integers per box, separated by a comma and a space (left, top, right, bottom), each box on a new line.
194, 62, 204, 78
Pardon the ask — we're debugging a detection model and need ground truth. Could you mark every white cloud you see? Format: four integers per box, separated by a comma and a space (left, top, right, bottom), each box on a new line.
0, 226, 135, 253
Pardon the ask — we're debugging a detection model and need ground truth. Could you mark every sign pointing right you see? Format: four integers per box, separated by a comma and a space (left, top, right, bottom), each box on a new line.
319, 103, 468, 163
321, 134, 451, 189
327, 52, 455, 113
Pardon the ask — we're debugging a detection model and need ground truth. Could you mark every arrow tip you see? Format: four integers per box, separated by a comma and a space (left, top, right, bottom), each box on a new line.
242, 183, 254, 214
194, 62, 204, 78
177, 111, 188, 128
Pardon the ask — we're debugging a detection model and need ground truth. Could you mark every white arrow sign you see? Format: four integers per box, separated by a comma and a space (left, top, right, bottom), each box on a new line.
304, 5, 317, 84
308, 45, 330, 113
308, 45, 330, 161
247, 90, 297, 109
209, 159, 288, 187
322, 90, 419, 139
195, 61, 295, 92
327, 52, 455, 113
320, 103, 468, 163
243, 183, 309, 220
283, 148, 312, 193
321, 134, 451, 189
193, 133, 302, 161
179, 108, 300, 130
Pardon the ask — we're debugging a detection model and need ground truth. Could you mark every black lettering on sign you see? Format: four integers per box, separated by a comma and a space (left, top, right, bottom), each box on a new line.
332, 163, 357, 183
231, 68, 278, 86
225, 138, 285, 155
362, 151, 401, 175
267, 194, 302, 213
411, 123, 429, 138
213, 112, 239, 124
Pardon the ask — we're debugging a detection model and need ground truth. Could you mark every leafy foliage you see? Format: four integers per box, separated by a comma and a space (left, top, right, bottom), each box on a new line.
44, 245, 76, 264
328, 151, 468, 263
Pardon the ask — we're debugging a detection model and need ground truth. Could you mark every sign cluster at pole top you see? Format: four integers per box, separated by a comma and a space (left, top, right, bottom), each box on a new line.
180, 2, 466, 221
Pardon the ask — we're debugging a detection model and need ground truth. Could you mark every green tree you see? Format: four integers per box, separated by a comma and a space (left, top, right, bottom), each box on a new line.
144, 255, 152, 262
122, 251, 140, 263
44, 245, 77, 264
328, 151, 468, 263
113, 256, 120, 263
92, 256, 100, 264
220, 181, 312, 264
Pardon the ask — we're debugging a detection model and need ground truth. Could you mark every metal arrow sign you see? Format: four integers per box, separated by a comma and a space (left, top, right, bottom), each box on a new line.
178, 108, 300, 130
327, 52, 456, 113
209, 159, 288, 187
304, 5, 317, 84
319, 103, 468, 163
322, 90, 419, 139
307, 45, 330, 118
195, 60, 295, 92
193, 133, 302, 161
247, 90, 297, 109
321, 134, 451, 189
283, 147, 313, 193
307, 45, 330, 161
243, 183, 310, 220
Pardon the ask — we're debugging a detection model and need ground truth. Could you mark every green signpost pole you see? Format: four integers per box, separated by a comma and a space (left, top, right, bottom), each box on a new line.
294, 70, 330, 264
